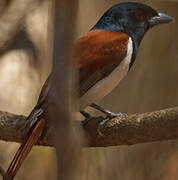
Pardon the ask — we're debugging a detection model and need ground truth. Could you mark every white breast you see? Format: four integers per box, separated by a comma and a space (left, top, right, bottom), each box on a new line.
80, 37, 133, 110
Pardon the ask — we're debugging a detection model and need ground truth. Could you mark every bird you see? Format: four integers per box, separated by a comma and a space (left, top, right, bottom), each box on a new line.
6, 2, 172, 179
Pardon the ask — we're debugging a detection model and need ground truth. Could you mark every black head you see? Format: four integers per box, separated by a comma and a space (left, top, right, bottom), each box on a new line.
92, 2, 172, 46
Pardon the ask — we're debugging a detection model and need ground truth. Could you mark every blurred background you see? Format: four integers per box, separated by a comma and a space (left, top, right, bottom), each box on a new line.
0, 0, 177, 179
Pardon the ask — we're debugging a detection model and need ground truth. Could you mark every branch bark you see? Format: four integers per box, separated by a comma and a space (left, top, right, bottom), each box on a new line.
0, 106, 178, 147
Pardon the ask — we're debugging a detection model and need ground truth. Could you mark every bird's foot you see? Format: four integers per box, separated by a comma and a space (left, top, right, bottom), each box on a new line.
81, 104, 125, 135
80, 110, 104, 126
89, 103, 125, 135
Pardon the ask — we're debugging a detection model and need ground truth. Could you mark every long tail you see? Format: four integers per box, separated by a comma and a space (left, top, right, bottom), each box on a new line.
6, 111, 45, 179
6, 75, 51, 179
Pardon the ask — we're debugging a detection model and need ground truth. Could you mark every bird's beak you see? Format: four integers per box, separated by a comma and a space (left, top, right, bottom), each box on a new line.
149, 13, 173, 26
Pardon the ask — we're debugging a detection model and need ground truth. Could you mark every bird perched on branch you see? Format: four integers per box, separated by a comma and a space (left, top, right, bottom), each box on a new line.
6, 2, 172, 179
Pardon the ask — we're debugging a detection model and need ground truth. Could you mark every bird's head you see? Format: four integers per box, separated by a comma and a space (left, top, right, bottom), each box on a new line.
92, 2, 172, 46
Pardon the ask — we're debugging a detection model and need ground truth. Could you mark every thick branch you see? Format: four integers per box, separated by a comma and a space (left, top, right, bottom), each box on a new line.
0, 107, 178, 147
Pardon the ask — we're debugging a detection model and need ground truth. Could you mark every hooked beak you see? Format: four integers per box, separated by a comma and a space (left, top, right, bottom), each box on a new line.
149, 12, 173, 26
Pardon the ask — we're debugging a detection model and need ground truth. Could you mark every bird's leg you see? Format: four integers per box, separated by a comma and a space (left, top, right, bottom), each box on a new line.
80, 110, 95, 126
6, 109, 45, 180
80, 110, 104, 126
90, 103, 123, 118
80, 110, 92, 119
81, 103, 124, 127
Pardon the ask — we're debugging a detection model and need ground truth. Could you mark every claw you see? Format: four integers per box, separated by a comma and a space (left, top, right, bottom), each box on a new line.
97, 117, 110, 136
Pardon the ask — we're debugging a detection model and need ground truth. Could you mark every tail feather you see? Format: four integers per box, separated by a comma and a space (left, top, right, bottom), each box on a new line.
6, 113, 45, 179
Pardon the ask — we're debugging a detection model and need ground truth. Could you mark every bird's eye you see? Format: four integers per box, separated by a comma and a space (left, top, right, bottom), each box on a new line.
129, 10, 147, 21
134, 11, 145, 21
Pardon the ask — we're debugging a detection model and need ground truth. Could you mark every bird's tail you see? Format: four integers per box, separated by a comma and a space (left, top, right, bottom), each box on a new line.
5, 108, 45, 180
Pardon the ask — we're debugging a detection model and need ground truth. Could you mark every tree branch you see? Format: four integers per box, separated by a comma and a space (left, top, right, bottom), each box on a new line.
0, 107, 178, 147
